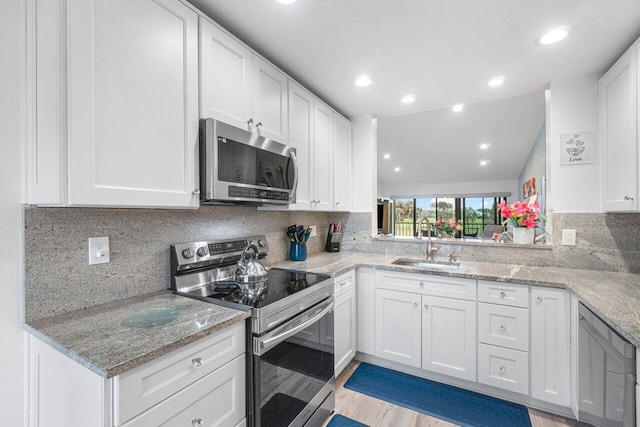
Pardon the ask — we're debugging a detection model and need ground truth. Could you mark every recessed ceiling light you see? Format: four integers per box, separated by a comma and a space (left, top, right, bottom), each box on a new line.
480, 160, 489, 166
452, 103, 464, 112
383, 153, 390, 159
480, 143, 490, 150
394, 167, 401, 172
401, 94, 416, 104
276, 0, 297, 3
536, 27, 570, 45
355, 75, 372, 87
488, 77, 505, 87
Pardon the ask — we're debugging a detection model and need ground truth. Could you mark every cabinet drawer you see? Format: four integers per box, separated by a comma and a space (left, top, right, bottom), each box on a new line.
376, 270, 476, 301
334, 270, 355, 297
115, 322, 245, 425
478, 303, 529, 351
122, 354, 245, 427
478, 280, 529, 308
478, 343, 529, 395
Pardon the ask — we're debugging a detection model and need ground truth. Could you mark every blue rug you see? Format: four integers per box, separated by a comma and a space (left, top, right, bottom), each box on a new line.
344, 363, 532, 427
327, 414, 368, 427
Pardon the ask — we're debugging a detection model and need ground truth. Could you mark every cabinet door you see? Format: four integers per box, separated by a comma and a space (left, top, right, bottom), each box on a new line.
333, 113, 352, 211
375, 289, 421, 368
312, 101, 334, 210
252, 55, 288, 143
199, 18, 252, 131
599, 44, 638, 211
66, 0, 199, 208
422, 295, 476, 381
287, 80, 314, 209
356, 268, 376, 355
334, 287, 356, 376
531, 287, 570, 406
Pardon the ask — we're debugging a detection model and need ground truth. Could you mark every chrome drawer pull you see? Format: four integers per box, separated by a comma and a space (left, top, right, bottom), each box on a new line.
413, 302, 418, 308
536, 296, 543, 303
191, 357, 203, 368
499, 365, 506, 373
424, 304, 429, 309
420, 282, 425, 287
192, 418, 203, 427
499, 291, 506, 298
499, 324, 507, 330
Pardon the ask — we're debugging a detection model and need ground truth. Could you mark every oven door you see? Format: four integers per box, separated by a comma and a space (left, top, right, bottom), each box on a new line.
252, 297, 335, 427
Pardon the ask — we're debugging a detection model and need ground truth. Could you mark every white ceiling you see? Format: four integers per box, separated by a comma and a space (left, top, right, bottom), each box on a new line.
188, 0, 640, 119
377, 92, 545, 186
188, 0, 640, 188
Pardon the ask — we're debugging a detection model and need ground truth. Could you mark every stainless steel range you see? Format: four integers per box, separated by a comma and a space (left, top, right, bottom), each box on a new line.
170, 236, 335, 427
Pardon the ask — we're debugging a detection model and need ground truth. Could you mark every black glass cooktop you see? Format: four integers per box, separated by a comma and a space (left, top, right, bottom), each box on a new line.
207, 268, 331, 308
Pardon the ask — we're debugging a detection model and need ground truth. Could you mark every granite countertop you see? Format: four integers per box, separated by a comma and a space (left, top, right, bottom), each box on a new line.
23, 291, 250, 378
274, 251, 640, 347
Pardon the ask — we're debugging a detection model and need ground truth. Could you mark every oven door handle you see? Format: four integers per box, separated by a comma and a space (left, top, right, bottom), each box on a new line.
255, 297, 333, 355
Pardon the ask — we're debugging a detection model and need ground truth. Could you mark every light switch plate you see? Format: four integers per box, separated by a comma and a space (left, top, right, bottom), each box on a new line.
562, 229, 576, 246
309, 225, 317, 237
88, 236, 110, 265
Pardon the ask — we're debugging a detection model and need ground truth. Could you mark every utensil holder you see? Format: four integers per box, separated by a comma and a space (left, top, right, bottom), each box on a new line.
289, 242, 307, 261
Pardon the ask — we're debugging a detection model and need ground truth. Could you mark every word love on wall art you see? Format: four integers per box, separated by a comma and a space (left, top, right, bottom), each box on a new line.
559, 131, 595, 165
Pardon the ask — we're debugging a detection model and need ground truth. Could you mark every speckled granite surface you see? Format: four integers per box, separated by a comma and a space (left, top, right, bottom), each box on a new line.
23, 291, 250, 378
275, 251, 640, 347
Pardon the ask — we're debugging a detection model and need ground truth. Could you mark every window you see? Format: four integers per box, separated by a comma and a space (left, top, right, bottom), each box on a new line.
392, 196, 506, 238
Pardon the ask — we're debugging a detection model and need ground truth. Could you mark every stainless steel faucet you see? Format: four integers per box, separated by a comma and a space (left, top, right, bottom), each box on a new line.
417, 217, 439, 260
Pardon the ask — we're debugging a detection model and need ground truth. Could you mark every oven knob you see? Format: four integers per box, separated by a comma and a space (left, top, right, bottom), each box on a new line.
196, 246, 208, 257
257, 239, 267, 248
182, 248, 194, 259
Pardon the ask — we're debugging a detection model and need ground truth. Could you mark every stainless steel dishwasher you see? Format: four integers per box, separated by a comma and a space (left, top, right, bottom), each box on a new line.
578, 302, 636, 426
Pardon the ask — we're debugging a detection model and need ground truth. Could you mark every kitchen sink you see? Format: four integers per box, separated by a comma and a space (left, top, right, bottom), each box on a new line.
392, 258, 460, 269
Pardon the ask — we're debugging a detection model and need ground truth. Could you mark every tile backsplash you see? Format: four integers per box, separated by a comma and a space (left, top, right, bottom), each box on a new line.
23, 206, 330, 321
24, 207, 640, 321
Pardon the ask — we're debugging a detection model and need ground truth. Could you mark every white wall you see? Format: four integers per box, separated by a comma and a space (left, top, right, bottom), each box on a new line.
0, 0, 26, 425
350, 115, 376, 212
518, 124, 546, 206
378, 179, 519, 203
547, 75, 601, 213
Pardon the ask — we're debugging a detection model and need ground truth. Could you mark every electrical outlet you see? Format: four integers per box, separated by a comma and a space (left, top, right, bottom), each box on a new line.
309, 225, 317, 237
562, 229, 576, 246
88, 236, 110, 265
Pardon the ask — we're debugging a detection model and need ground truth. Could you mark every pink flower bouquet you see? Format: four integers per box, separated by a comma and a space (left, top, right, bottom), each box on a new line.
498, 200, 546, 229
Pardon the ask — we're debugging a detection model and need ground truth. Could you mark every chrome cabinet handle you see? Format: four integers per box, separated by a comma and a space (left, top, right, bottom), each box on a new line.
247, 118, 254, 126
256, 122, 263, 128
624, 196, 634, 201
536, 296, 543, 302
192, 418, 203, 427
424, 304, 429, 309
499, 291, 506, 298
192, 189, 200, 195
499, 366, 506, 373
191, 357, 203, 368
413, 302, 418, 308
499, 324, 507, 330
419, 282, 425, 287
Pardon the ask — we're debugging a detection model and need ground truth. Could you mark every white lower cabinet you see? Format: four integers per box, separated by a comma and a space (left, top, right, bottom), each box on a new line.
334, 271, 356, 376
531, 286, 571, 407
356, 268, 376, 355
375, 289, 422, 368
422, 295, 476, 381
28, 322, 246, 427
478, 343, 529, 394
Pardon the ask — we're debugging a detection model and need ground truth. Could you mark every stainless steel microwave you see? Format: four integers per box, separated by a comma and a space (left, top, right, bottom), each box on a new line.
199, 118, 298, 205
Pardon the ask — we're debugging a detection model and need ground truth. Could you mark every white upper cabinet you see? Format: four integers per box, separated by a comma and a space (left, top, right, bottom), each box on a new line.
333, 114, 352, 211
287, 80, 314, 209
27, 0, 200, 208
251, 56, 289, 143
313, 101, 334, 210
599, 39, 639, 211
200, 18, 288, 144
199, 18, 252, 131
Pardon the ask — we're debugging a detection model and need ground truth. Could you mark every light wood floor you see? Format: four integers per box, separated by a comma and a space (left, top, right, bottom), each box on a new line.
324, 361, 576, 427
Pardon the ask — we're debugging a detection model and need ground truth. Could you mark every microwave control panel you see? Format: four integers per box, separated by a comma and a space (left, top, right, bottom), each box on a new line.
228, 186, 289, 201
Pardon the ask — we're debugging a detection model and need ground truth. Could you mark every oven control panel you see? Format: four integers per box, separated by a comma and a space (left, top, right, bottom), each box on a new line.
171, 235, 269, 272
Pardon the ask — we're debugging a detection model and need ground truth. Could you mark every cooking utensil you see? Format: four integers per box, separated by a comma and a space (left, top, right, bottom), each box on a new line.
234, 244, 269, 298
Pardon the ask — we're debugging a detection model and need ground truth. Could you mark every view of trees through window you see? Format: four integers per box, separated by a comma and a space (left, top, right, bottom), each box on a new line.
393, 196, 505, 237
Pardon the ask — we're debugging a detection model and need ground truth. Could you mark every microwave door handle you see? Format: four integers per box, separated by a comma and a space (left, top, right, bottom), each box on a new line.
289, 151, 298, 201
256, 298, 333, 355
